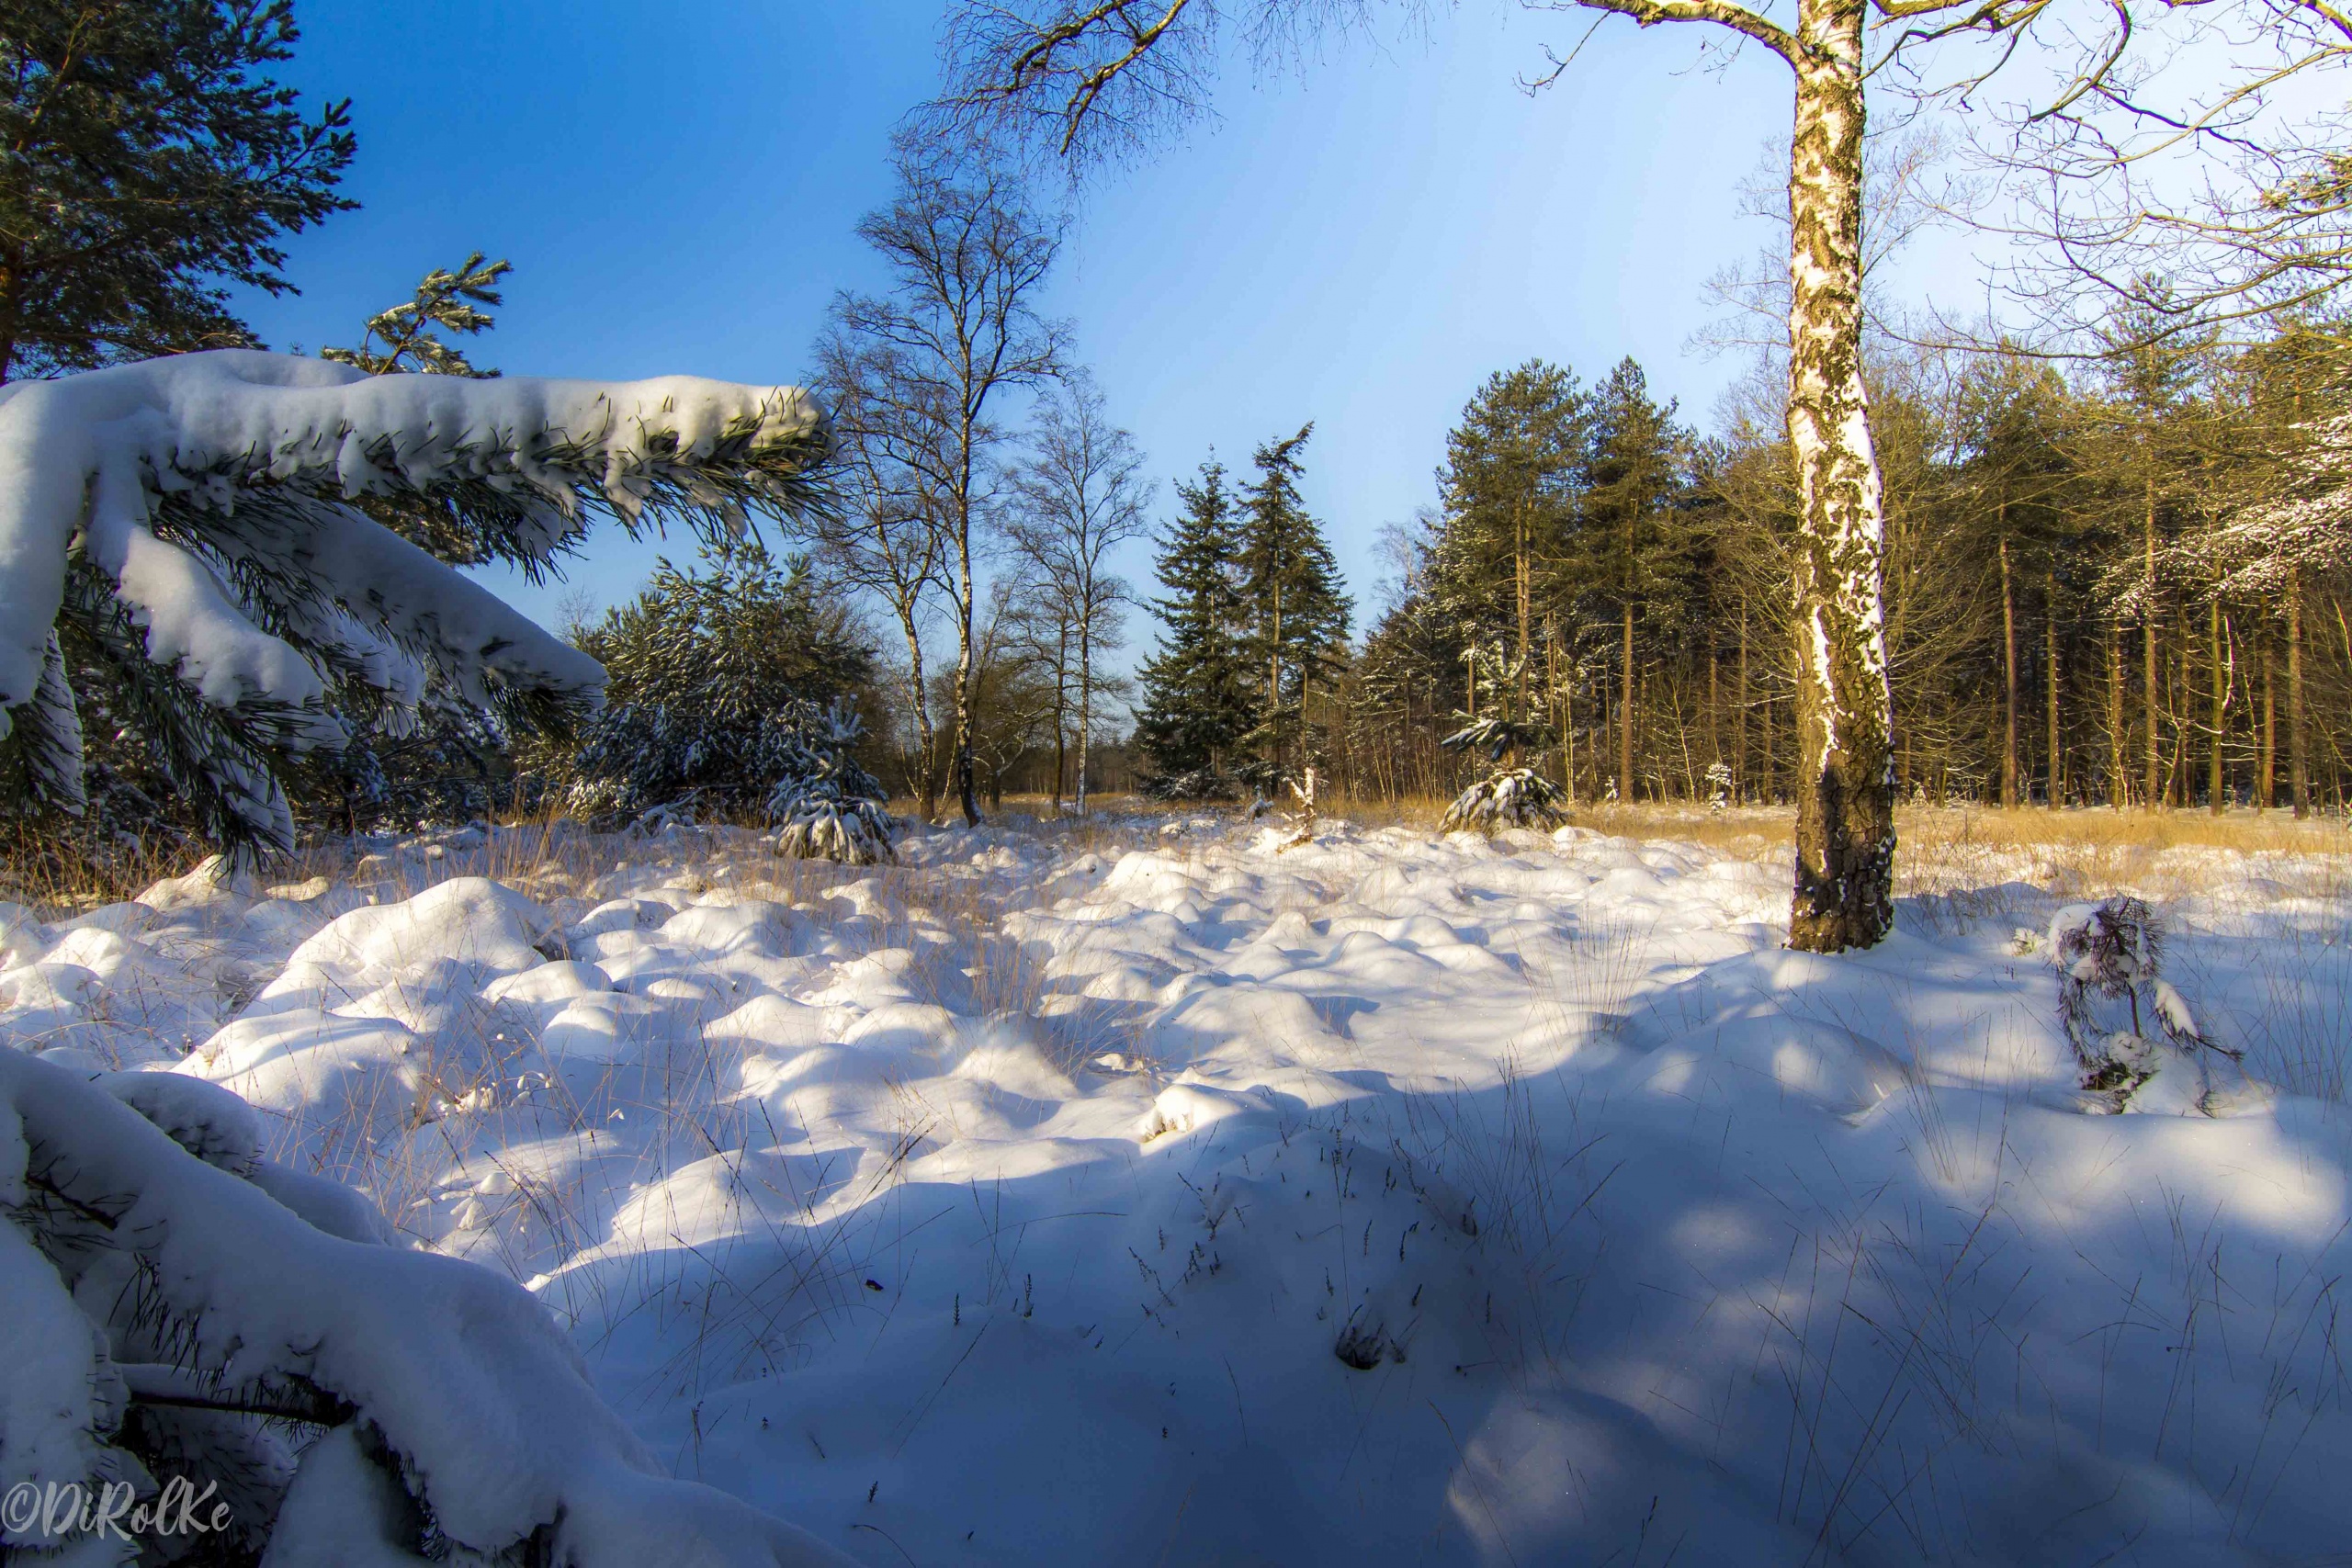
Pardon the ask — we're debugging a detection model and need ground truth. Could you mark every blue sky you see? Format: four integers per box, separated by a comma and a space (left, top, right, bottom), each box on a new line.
241, 1, 1817, 654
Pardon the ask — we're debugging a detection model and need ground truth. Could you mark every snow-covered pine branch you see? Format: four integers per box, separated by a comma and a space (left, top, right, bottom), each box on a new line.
2210, 401, 2352, 596
0, 1050, 854, 1565
0, 351, 832, 858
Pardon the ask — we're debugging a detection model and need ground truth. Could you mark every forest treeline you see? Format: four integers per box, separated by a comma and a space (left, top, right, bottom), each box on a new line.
1105, 320, 2352, 817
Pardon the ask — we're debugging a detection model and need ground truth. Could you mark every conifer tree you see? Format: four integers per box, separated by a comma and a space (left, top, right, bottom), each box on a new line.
1580, 359, 1692, 802
1237, 425, 1350, 781
1433, 361, 1586, 721
1135, 458, 1252, 795
0, 0, 355, 381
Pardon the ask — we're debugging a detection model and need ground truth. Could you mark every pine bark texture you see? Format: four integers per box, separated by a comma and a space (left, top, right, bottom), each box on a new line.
2045, 572, 2062, 805
1783, 0, 1894, 953
1999, 532, 2017, 807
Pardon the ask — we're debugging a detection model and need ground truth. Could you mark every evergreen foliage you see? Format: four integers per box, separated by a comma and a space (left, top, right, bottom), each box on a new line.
0, 353, 834, 861
1134, 459, 1253, 796
558, 539, 883, 829
322, 251, 510, 379
1236, 424, 1350, 781
1431, 360, 1585, 677
0, 0, 355, 381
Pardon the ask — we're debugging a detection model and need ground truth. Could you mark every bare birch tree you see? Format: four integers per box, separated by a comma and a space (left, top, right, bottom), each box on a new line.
1003, 370, 1153, 814
824, 136, 1067, 825
928, 0, 2346, 950
809, 328, 950, 818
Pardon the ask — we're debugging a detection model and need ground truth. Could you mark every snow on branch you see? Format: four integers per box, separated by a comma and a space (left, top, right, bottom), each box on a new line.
0, 351, 832, 855
0, 1049, 854, 1564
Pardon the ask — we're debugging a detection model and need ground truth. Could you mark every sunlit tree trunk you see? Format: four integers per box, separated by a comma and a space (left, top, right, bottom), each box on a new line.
903, 625, 939, 822
2259, 626, 2274, 810
1076, 623, 1094, 816
1736, 599, 1750, 801
2106, 624, 2124, 809
2290, 571, 2309, 818
2045, 572, 2062, 807
1783, 0, 1894, 951
1999, 530, 2017, 808
2209, 599, 2226, 817
1515, 498, 1532, 720
2143, 475, 2161, 811
1620, 602, 1635, 803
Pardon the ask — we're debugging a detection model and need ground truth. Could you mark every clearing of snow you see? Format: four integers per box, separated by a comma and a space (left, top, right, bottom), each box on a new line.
6, 811, 2348, 1565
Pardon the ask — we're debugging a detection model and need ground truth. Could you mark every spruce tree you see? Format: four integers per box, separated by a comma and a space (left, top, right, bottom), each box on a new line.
1236, 425, 1351, 781
1134, 458, 1252, 795
0, 1, 356, 381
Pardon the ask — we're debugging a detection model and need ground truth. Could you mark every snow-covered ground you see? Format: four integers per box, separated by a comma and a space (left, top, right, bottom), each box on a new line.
6, 812, 2349, 1565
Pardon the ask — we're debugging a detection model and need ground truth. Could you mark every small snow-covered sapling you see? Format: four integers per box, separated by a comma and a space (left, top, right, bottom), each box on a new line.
2044, 896, 2245, 1111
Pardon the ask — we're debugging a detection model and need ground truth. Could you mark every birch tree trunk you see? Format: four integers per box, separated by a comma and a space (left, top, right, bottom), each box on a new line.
1783, 0, 1894, 952
899, 612, 938, 823
1077, 623, 1093, 817
953, 526, 980, 825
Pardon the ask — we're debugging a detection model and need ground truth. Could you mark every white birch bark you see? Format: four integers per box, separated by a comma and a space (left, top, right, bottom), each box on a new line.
1782, 0, 1895, 951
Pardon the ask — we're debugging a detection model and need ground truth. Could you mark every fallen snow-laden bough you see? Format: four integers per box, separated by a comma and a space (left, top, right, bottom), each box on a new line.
0, 1049, 854, 1565
0, 350, 831, 855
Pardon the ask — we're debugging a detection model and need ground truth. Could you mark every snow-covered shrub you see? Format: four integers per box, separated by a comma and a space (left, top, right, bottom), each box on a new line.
0, 351, 830, 860
1441, 767, 1569, 832
766, 699, 895, 864
1143, 765, 1241, 803
1705, 760, 1733, 810
1438, 716, 1566, 832
2046, 897, 2245, 1111
554, 540, 875, 823
0, 1050, 852, 1565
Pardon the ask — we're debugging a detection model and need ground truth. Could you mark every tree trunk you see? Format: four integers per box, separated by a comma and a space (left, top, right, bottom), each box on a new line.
1736, 599, 1750, 800
953, 573, 979, 825
898, 606, 937, 822
1076, 625, 1093, 817
2143, 475, 2161, 811
1784, 0, 1894, 952
2290, 570, 2309, 818
1619, 601, 1635, 804
1999, 530, 2017, 808
2045, 572, 2062, 807
1515, 499, 1532, 720
2209, 599, 2226, 816
2106, 623, 2124, 808
2259, 625, 2275, 810
1708, 649, 1721, 771
1051, 622, 1069, 813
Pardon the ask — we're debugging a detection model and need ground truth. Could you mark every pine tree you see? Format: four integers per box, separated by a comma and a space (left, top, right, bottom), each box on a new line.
1135, 458, 1253, 795
323, 252, 511, 378
1236, 425, 1350, 782
1579, 359, 1692, 802
0, 1, 355, 381
1433, 361, 1587, 722
0, 353, 833, 859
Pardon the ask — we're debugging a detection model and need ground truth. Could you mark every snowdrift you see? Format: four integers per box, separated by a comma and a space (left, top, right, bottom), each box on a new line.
4, 813, 2349, 1563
